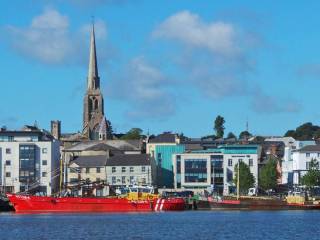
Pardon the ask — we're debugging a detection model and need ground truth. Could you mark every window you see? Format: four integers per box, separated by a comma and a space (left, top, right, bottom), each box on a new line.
8, 136, 14, 142
318, 153, 320, 158
141, 178, 146, 184
122, 167, 126, 173
112, 177, 116, 184
112, 167, 116, 173
306, 162, 310, 170
6, 148, 11, 154
5, 160, 11, 166
70, 178, 78, 183
6, 172, 11, 177
306, 153, 310, 158
122, 176, 126, 184
228, 159, 232, 167
42, 148, 48, 154
96, 178, 101, 182
249, 159, 253, 167
141, 166, 146, 172
96, 167, 101, 173
86, 168, 90, 173
42, 160, 47, 166
130, 176, 134, 184
70, 168, 78, 173
130, 167, 134, 173
42, 172, 47, 177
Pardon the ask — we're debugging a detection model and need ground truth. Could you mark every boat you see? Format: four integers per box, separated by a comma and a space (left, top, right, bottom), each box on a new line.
6, 186, 186, 213
0, 194, 14, 212
197, 193, 320, 210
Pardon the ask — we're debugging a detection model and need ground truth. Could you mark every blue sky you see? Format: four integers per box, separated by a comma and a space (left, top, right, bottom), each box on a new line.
1, 0, 320, 137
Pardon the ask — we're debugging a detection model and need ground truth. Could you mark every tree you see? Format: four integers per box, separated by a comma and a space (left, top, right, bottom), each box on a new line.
284, 122, 320, 140
301, 159, 320, 189
239, 131, 252, 140
233, 161, 255, 195
214, 115, 225, 138
227, 132, 236, 139
106, 120, 113, 139
259, 157, 278, 191
120, 128, 143, 140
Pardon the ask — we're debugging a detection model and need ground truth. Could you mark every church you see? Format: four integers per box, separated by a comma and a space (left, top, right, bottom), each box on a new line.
82, 23, 109, 141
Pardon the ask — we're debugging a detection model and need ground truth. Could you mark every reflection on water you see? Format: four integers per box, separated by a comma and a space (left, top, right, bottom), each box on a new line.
0, 211, 319, 240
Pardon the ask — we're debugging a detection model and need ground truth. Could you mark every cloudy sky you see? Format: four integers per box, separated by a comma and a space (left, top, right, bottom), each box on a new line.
1, 0, 320, 137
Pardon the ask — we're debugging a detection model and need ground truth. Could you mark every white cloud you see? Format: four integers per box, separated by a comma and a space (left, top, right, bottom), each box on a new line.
5, 8, 108, 65
106, 56, 175, 119
251, 91, 301, 114
153, 10, 240, 57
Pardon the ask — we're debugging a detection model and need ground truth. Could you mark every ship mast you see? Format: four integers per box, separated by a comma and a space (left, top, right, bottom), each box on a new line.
237, 160, 240, 200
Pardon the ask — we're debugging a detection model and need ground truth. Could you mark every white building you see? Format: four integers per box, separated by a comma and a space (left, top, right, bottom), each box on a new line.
172, 145, 260, 195
265, 137, 315, 184
292, 145, 320, 185
0, 126, 60, 195
106, 154, 156, 187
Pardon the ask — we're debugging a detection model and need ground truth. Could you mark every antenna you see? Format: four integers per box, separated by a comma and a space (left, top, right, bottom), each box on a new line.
246, 117, 249, 132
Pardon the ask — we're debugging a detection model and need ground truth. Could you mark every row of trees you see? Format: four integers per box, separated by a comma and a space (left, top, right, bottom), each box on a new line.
285, 122, 320, 140
233, 157, 279, 194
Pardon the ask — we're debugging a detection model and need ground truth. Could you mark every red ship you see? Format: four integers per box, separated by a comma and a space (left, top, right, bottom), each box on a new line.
6, 194, 185, 213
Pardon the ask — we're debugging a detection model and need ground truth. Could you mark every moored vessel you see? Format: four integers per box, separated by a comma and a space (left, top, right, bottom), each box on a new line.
7, 186, 186, 213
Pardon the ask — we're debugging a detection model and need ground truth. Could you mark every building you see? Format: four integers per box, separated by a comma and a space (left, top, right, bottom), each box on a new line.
147, 133, 184, 188
173, 145, 260, 195
265, 137, 315, 185
292, 145, 320, 185
106, 154, 156, 187
82, 23, 109, 140
64, 140, 151, 194
0, 126, 60, 195
68, 154, 108, 196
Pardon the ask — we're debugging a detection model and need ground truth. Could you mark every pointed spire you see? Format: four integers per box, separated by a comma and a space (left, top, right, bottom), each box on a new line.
87, 21, 100, 90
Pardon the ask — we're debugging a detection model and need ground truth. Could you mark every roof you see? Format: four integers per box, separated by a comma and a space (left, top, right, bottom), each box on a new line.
298, 145, 320, 152
149, 133, 177, 143
106, 154, 151, 166
71, 155, 108, 167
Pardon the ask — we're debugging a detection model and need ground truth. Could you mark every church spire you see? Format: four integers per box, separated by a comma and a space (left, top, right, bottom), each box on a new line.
87, 22, 100, 90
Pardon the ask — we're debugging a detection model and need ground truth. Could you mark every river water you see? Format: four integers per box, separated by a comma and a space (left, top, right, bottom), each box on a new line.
0, 211, 319, 240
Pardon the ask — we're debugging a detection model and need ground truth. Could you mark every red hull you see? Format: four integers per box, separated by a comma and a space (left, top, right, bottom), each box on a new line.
7, 194, 185, 213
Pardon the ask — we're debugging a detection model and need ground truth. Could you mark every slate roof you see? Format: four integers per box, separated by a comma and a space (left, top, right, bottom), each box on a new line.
149, 133, 177, 143
298, 145, 320, 152
106, 154, 151, 166
71, 155, 108, 167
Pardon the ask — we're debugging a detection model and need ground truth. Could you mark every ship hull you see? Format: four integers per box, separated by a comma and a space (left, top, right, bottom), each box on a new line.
197, 198, 320, 210
7, 194, 185, 213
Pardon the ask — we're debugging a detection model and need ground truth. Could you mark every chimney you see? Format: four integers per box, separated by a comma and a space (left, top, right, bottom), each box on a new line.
51, 120, 61, 140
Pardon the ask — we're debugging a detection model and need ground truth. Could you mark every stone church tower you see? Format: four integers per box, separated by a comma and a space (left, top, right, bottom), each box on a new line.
83, 23, 108, 140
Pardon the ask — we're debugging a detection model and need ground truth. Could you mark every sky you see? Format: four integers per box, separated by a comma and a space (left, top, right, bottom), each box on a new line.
1, 0, 320, 138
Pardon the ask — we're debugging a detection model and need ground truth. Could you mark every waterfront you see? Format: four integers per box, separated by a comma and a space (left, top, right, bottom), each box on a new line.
0, 211, 320, 240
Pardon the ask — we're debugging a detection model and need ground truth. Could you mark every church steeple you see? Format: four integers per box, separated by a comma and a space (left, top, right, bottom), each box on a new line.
87, 22, 100, 90
83, 20, 107, 140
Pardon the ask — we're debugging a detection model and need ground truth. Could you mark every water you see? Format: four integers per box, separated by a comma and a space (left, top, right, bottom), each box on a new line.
0, 211, 319, 240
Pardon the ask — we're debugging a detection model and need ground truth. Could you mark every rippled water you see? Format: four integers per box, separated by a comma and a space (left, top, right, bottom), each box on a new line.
0, 211, 319, 240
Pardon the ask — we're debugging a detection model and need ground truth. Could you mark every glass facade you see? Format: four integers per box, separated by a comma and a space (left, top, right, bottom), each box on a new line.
211, 155, 224, 194
184, 159, 207, 183
19, 145, 38, 185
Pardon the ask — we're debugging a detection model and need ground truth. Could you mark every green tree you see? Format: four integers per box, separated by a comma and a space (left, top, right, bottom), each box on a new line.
233, 161, 255, 195
301, 159, 320, 189
120, 128, 143, 140
259, 157, 278, 191
227, 132, 236, 139
106, 120, 113, 139
214, 115, 225, 138
239, 131, 252, 140
284, 122, 320, 140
